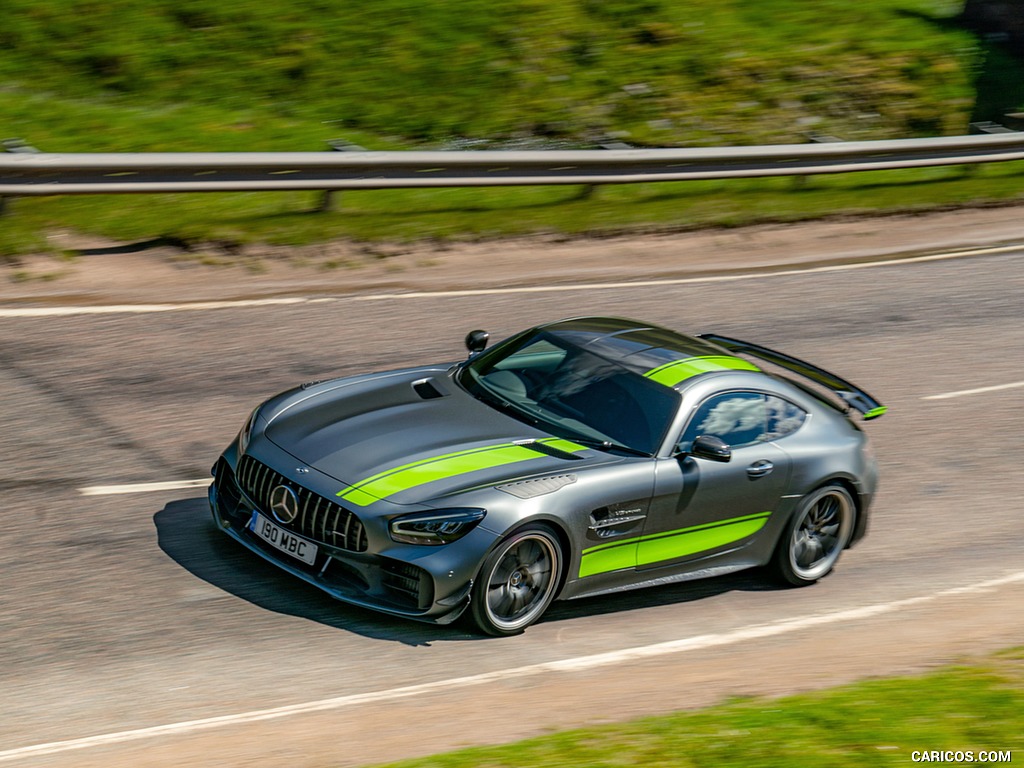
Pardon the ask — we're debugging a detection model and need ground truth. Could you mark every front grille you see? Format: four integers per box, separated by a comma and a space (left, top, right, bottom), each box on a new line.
236, 455, 368, 553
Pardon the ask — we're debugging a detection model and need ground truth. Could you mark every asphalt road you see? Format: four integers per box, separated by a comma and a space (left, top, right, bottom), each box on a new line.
1, 245, 1022, 766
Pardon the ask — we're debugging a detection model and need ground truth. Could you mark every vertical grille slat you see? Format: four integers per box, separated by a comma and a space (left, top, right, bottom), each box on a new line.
301, 496, 316, 540
296, 493, 307, 536
341, 512, 352, 551
235, 455, 367, 553
320, 500, 331, 544
310, 497, 324, 541
253, 463, 265, 506
258, 464, 273, 508
326, 506, 339, 548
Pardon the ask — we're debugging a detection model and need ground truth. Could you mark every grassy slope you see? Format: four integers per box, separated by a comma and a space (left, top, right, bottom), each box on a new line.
374, 649, 1024, 768
0, 0, 980, 146
3, 0, 1023, 259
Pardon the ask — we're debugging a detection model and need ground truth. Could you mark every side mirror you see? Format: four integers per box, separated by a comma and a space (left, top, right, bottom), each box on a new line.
465, 329, 489, 356
688, 435, 732, 462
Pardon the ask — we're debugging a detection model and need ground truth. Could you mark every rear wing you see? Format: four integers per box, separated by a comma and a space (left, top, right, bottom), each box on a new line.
697, 333, 887, 420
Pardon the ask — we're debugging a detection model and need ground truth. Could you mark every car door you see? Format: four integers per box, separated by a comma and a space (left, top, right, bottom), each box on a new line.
638, 391, 798, 572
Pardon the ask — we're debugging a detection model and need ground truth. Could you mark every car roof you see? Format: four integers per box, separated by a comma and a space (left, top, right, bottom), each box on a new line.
538, 316, 762, 389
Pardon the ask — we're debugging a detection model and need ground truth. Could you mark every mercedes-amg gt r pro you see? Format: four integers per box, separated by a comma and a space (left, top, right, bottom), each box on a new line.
209, 317, 884, 636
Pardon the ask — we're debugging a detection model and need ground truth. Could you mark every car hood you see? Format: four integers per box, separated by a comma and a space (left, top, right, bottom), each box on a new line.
263, 367, 605, 507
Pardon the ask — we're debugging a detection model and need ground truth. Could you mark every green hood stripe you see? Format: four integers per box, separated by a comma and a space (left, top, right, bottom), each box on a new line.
338, 438, 586, 506
644, 355, 760, 387
579, 511, 771, 578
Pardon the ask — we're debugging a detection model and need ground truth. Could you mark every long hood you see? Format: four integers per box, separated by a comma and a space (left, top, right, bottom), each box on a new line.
263, 367, 603, 507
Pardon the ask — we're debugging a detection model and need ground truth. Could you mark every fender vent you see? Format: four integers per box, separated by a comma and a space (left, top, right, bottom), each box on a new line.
497, 474, 577, 499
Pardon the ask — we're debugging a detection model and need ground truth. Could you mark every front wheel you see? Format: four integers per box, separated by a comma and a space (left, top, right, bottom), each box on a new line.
469, 525, 562, 636
771, 484, 855, 586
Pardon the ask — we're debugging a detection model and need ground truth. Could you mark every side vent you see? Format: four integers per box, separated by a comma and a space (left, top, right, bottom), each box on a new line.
412, 378, 446, 400
497, 474, 577, 499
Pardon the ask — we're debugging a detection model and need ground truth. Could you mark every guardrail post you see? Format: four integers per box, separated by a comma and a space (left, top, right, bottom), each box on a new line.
1, 138, 40, 215
793, 133, 844, 188
318, 139, 365, 212
576, 140, 632, 200
964, 123, 1018, 176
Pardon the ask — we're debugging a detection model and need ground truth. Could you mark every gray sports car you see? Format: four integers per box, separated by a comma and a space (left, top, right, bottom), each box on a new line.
209, 316, 883, 635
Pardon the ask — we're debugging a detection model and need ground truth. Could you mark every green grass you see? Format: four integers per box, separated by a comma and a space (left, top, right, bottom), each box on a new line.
372, 648, 1024, 768
0, 0, 985, 145
2, 0, 1023, 260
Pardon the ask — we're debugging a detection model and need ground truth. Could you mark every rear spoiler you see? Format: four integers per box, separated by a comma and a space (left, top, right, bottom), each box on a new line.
697, 333, 887, 420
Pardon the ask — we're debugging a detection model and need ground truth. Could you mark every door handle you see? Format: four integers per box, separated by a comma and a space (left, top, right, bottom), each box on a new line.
747, 460, 774, 478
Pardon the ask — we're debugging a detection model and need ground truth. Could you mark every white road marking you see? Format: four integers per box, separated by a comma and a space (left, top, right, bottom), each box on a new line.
78, 479, 212, 496
0, 243, 1020, 318
923, 380, 1024, 400
2, 569, 1022, 763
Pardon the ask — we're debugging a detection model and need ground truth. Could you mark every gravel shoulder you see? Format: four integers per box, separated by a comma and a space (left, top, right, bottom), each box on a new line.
3, 203, 1024, 306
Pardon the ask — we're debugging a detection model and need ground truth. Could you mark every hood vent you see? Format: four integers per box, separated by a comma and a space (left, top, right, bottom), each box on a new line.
498, 474, 577, 499
412, 378, 446, 400
520, 440, 585, 461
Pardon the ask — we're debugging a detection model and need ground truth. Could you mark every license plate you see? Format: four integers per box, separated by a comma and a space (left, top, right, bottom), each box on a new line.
249, 511, 318, 566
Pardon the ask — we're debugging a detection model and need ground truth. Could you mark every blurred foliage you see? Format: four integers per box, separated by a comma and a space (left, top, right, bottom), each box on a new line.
0, 0, 981, 148
3, 0, 1018, 260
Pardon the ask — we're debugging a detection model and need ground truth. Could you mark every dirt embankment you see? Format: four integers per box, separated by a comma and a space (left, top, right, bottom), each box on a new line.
3, 203, 1024, 306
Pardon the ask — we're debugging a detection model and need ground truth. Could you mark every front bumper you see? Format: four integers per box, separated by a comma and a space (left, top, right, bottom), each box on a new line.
209, 452, 489, 625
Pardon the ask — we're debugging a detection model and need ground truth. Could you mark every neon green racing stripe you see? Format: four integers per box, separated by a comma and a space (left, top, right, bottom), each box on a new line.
578, 511, 772, 578
862, 406, 887, 420
643, 355, 760, 387
337, 438, 587, 506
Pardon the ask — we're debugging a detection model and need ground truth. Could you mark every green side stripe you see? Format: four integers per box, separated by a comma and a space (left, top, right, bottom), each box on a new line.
337, 438, 586, 506
578, 511, 772, 578
862, 406, 887, 420
644, 356, 760, 387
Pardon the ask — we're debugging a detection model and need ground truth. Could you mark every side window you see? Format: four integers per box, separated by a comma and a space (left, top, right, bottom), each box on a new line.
680, 392, 767, 450
765, 395, 807, 440
680, 392, 808, 450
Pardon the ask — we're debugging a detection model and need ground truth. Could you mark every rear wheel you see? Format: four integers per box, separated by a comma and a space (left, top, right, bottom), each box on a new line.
772, 484, 854, 586
469, 525, 562, 636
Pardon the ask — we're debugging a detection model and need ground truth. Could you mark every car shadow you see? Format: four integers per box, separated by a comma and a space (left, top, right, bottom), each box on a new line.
155, 497, 786, 643
541, 569, 782, 626
154, 497, 478, 646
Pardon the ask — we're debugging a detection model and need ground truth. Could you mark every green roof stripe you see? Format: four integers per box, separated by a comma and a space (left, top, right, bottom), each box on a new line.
643, 355, 760, 387
337, 438, 587, 507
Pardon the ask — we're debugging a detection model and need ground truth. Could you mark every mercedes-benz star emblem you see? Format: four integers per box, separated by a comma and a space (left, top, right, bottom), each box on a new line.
269, 484, 300, 525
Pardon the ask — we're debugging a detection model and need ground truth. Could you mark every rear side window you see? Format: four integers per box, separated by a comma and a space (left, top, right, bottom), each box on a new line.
680, 392, 806, 449
765, 395, 807, 440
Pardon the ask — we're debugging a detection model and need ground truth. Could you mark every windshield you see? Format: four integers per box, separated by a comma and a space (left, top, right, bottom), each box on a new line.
456, 331, 679, 456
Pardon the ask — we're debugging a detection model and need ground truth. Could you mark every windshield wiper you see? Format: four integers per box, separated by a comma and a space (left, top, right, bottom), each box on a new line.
568, 436, 650, 457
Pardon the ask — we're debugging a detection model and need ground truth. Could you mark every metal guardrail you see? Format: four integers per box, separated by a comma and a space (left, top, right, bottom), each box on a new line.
1, 134, 1023, 196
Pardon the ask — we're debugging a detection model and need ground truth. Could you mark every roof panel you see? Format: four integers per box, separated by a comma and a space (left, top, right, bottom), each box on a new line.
543, 317, 740, 381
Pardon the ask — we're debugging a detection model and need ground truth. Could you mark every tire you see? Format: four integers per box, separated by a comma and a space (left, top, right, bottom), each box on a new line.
469, 525, 562, 636
771, 484, 855, 586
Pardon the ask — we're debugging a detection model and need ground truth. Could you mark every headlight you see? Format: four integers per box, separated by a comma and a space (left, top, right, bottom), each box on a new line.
389, 508, 486, 546
237, 407, 261, 455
